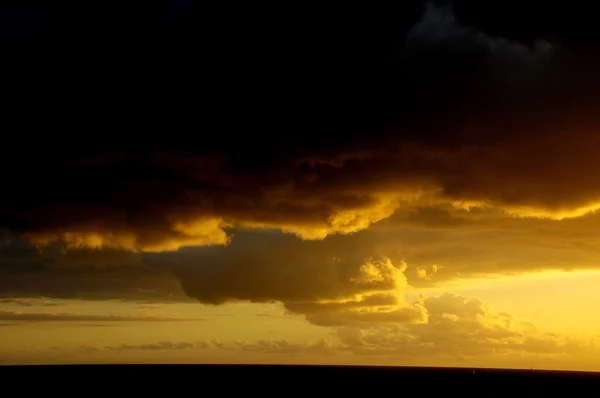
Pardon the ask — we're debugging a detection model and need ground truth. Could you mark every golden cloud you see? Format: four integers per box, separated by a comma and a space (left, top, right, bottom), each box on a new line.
336, 292, 596, 360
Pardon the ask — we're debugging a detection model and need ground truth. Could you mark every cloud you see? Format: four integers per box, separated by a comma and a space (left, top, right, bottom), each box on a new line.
0, 298, 60, 307
0, 230, 190, 301
50, 292, 597, 362
2, 3, 600, 255
144, 234, 427, 326
136, 304, 161, 310
233, 339, 336, 355
0, 310, 202, 322
363, 206, 600, 283
0, 266, 189, 302
3, 211, 600, 318
164, 238, 401, 304
100, 340, 218, 351
77, 338, 337, 356
76, 324, 117, 328
336, 292, 596, 360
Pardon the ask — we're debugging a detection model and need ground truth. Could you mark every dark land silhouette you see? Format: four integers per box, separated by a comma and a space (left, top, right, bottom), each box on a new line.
3, 364, 600, 397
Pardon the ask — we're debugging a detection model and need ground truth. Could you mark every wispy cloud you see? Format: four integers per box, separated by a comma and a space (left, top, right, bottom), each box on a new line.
0, 310, 204, 322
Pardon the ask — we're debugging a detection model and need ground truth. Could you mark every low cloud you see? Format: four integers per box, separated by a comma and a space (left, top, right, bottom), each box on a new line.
0, 310, 202, 322
152, 237, 427, 327
0, 298, 61, 307
0, 231, 190, 302
53, 291, 598, 362
234, 339, 336, 356
3, 218, 600, 327
77, 339, 336, 356
336, 293, 595, 360
99, 340, 219, 351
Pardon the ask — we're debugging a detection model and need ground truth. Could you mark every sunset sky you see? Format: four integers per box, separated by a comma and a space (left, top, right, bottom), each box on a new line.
2, 1, 600, 370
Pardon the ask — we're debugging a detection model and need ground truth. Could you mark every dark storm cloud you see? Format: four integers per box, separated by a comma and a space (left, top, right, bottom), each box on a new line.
151, 231, 387, 305
1, 2, 600, 322
0, 230, 189, 301
451, 0, 600, 48
143, 230, 427, 326
0, 228, 427, 326
0, 268, 188, 302
2, 2, 600, 253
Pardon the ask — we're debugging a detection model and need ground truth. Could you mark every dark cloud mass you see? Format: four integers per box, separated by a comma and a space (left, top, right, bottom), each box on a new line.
0, 229, 189, 301
1, 2, 600, 320
2, 2, 600, 249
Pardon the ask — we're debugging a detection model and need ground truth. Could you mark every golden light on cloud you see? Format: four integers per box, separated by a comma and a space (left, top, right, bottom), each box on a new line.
22, 218, 231, 253
152, 217, 231, 251
451, 200, 600, 221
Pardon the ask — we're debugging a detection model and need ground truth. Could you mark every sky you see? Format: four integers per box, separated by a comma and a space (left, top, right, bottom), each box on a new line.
2, 1, 600, 370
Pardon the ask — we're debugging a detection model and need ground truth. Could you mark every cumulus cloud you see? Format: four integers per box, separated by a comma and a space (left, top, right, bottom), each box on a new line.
365, 206, 600, 283
3, 211, 600, 319
154, 235, 427, 326
336, 292, 596, 359
0, 229, 429, 328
